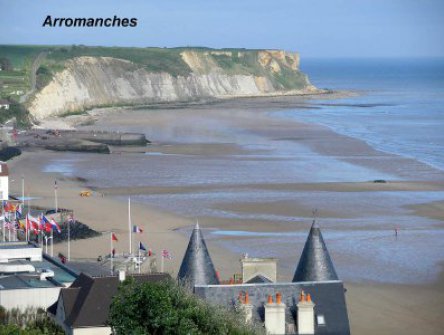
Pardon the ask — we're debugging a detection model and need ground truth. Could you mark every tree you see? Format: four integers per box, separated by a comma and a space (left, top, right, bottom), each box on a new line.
0, 57, 13, 71
109, 279, 262, 335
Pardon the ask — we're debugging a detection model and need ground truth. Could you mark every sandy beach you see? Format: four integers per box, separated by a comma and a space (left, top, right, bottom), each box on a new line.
6, 97, 444, 334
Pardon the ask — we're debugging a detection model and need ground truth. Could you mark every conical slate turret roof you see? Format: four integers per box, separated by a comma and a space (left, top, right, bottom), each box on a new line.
178, 222, 219, 287
292, 220, 339, 282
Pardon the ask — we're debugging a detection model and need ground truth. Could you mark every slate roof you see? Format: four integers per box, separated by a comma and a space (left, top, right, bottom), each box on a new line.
65, 261, 111, 277
194, 281, 350, 335
178, 223, 219, 286
292, 221, 339, 282
48, 272, 170, 328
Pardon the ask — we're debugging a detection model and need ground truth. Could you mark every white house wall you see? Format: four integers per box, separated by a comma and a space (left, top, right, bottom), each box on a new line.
0, 176, 8, 201
0, 287, 60, 310
72, 326, 112, 335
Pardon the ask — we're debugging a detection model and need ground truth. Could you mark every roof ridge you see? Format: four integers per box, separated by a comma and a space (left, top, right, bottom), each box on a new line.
65, 274, 96, 326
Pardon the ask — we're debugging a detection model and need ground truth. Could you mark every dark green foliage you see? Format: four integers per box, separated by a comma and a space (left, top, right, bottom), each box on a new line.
0, 45, 47, 68
0, 101, 31, 128
109, 279, 261, 335
35, 66, 53, 90
25, 318, 64, 335
47, 46, 193, 77
272, 68, 309, 90
0, 306, 64, 335
0, 320, 64, 335
0, 58, 13, 71
211, 52, 264, 76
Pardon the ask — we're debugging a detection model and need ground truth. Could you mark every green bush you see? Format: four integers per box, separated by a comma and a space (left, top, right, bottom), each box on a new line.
109, 279, 262, 335
0, 305, 63, 335
0, 102, 30, 128
35, 66, 53, 90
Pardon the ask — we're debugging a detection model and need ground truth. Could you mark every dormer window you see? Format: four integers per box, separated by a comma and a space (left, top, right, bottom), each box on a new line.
317, 314, 326, 326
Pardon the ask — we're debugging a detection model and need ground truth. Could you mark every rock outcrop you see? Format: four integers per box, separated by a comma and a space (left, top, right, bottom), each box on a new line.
28, 49, 317, 120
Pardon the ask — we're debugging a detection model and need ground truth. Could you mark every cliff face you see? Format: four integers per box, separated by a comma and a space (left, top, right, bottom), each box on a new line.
28, 49, 317, 120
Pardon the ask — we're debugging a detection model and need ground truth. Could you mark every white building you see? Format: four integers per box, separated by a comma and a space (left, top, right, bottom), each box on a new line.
0, 162, 8, 201
0, 242, 77, 310
0, 100, 10, 110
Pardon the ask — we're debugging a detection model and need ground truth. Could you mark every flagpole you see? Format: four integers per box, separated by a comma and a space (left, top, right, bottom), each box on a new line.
54, 180, 58, 214
25, 214, 28, 242
27, 192, 31, 242
161, 253, 164, 273
128, 197, 132, 256
138, 247, 141, 274
8, 214, 11, 241
110, 232, 113, 275
2, 213, 4, 242
21, 176, 24, 205
51, 229, 54, 257
68, 213, 71, 261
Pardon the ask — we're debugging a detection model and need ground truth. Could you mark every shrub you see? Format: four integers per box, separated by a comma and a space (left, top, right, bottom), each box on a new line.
109, 279, 262, 335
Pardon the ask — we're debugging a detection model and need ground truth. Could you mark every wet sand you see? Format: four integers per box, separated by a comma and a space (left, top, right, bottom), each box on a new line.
8, 97, 444, 334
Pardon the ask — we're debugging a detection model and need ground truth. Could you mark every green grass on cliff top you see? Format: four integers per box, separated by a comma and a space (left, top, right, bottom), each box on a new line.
1, 45, 297, 77
0, 45, 309, 90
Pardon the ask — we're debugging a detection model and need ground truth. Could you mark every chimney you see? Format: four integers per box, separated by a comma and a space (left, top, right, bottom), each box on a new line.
118, 270, 126, 282
264, 292, 286, 335
238, 291, 254, 324
297, 290, 315, 335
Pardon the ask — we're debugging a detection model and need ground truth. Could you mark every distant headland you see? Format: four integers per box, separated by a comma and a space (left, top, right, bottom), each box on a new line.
0, 45, 323, 125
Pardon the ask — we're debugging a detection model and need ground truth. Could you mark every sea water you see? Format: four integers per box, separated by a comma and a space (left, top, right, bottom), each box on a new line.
293, 58, 444, 171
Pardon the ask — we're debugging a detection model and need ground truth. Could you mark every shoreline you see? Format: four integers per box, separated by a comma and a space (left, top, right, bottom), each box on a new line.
34, 89, 357, 130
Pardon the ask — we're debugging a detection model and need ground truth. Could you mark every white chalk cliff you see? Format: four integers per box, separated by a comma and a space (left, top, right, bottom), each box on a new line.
28, 50, 317, 120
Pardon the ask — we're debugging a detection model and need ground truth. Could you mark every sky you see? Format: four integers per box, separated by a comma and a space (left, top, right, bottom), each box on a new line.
0, 0, 443, 58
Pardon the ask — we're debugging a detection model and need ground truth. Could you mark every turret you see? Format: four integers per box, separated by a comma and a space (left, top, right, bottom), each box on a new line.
293, 221, 339, 282
178, 222, 219, 287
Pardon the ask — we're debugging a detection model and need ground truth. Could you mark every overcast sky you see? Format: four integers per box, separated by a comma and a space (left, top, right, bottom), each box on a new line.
1, 0, 443, 58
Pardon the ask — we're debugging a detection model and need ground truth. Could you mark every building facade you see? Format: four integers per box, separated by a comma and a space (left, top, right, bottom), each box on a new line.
177, 222, 350, 335
0, 162, 8, 201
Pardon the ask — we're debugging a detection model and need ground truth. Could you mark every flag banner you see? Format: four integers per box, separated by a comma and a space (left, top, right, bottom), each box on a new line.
40, 215, 50, 232
112, 233, 118, 241
2, 201, 16, 212
49, 217, 62, 233
26, 213, 40, 232
162, 249, 172, 259
139, 242, 147, 251
18, 219, 25, 230
133, 225, 143, 233
16, 204, 23, 219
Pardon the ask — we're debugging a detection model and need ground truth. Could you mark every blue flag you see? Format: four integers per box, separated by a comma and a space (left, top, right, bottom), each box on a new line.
139, 242, 147, 251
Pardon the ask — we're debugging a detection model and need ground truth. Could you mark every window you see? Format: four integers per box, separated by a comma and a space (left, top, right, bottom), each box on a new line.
317, 315, 326, 326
